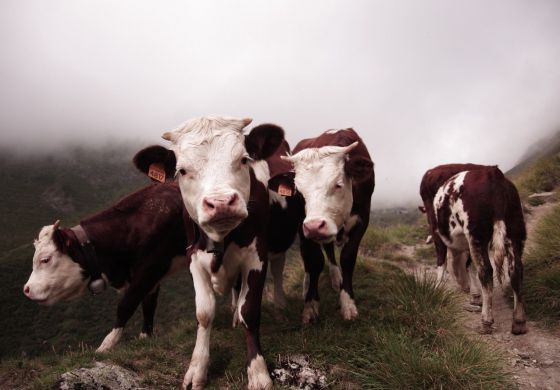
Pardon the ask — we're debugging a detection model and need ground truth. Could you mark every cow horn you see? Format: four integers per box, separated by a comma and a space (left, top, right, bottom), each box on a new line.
240, 118, 253, 128
53, 220, 61, 230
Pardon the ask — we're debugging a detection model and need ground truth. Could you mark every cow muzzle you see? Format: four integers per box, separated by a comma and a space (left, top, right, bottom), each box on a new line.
303, 218, 336, 243
200, 192, 247, 228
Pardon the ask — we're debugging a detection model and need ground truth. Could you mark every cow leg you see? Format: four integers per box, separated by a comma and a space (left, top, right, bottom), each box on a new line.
339, 225, 365, 321
434, 235, 448, 285
449, 250, 470, 292
97, 268, 164, 352
183, 252, 215, 390
300, 234, 324, 324
237, 244, 272, 390
269, 251, 287, 310
469, 243, 494, 334
231, 274, 242, 328
509, 244, 527, 335
323, 242, 342, 293
140, 286, 160, 338
468, 255, 482, 306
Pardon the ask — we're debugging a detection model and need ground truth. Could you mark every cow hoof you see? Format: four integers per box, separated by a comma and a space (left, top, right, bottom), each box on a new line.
232, 310, 240, 328
182, 365, 206, 390
470, 295, 482, 306
247, 355, 272, 390
463, 304, 482, 313
139, 332, 149, 339
512, 321, 528, 335
274, 293, 287, 311
478, 321, 494, 335
340, 291, 358, 320
302, 301, 319, 324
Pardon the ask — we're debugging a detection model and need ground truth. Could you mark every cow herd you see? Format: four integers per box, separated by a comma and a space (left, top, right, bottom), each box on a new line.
22, 116, 527, 389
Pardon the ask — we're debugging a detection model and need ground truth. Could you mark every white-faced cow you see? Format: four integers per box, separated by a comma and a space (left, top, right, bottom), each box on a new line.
274, 128, 375, 323
133, 116, 284, 390
433, 166, 527, 335
23, 182, 189, 351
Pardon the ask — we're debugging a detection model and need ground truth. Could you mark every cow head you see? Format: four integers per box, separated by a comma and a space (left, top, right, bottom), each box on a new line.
282, 142, 373, 243
134, 116, 284, 241
23, 221, 88, 305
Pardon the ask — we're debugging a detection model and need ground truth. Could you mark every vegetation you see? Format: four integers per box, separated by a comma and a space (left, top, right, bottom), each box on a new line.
511, 153, 560, 199
0, 253, 512, 389
523, 204, 560, 324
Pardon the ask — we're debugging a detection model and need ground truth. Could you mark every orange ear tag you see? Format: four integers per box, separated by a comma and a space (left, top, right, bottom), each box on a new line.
148, 163, 166, 183
278, 183, 293, 197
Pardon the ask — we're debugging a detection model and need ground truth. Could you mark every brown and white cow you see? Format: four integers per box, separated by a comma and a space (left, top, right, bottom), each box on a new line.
274, 128, 375, 323
419, 164, 489, 294
23, 182, 189, 351
433, 166, 527, 334
134, 116, 284, 390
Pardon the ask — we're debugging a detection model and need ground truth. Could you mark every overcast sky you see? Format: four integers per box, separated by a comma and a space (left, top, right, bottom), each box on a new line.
1, 1, 560, 207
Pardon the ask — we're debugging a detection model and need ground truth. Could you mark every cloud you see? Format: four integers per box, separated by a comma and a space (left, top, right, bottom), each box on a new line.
1, 0, 559, 207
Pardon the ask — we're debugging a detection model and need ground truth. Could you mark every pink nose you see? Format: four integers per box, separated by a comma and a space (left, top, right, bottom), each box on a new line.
303, 219, 330, 239
23, 285, 30, 297
202, 193, 240, 219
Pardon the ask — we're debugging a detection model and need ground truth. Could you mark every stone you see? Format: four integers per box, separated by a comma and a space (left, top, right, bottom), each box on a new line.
57, 362, 142, 390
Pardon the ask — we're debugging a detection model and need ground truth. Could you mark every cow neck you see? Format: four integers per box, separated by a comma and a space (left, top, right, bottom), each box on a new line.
69, 225, 107, 295
185, 218, 225, 274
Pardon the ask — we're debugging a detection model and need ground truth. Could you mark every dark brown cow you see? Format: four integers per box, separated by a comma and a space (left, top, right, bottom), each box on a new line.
133, 116, 283, 390
24, 182, 189, 351
275, 128, 375, 323
433, 166, 527, 334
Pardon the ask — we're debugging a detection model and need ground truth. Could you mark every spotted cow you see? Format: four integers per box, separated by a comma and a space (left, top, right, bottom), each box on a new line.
23, 182, 189, 351
134, 116, 284, 390
273, 128, 375, 323
433, 166, 527, 334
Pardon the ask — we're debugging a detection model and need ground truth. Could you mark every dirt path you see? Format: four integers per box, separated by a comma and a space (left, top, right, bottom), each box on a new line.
376, 201, 560, 389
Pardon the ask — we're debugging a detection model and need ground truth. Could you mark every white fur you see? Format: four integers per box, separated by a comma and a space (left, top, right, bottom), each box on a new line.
302, 272, 310, 299
436, 264, 447, 285
234, 240, 263, 328
166, 116, 252, 242
286, 143, 358, 242
339, 290, 358, 320
25, 225, 88, 305
247, 354, 273, 390
139, 332, 148, 339
434, 172, 470, 252
96, 328, 123, 352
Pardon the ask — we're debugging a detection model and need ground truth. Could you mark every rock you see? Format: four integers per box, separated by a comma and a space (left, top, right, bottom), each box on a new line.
271, 355, 327, 389
542, 359, 554, 366
57, 362, 142, 390
518, 351, 531, 359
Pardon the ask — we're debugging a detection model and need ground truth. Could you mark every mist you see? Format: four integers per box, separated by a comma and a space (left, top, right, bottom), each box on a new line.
1, 0, 559, 207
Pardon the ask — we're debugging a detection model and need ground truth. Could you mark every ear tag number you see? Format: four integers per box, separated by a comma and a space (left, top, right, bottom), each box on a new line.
278, 183, 293, 197
148, 163, 166, 183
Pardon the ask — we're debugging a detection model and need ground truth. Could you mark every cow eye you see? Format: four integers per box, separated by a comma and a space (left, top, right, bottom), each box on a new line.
40, 257, 51, 264
335, 183, 343, 190
175, 168, 187, 177
241, 156, 252, 165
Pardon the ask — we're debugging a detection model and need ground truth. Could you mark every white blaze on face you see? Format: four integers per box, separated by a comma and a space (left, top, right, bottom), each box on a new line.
24, 225, 87, 305
285, 143, 358, 242
166, 117, 253, 242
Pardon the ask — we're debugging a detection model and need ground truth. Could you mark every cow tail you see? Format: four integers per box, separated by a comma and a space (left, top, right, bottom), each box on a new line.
491, 220, 507, 284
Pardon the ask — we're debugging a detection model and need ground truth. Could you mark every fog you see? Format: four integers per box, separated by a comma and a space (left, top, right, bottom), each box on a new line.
1, 0, 559, 207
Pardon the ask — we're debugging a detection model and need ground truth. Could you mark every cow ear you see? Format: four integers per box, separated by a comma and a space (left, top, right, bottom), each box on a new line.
133, 145, 177, 180
52, 226, 65, 252
245, 124, 285, 160
345, 156, 373, 183
268, 172, 296, 196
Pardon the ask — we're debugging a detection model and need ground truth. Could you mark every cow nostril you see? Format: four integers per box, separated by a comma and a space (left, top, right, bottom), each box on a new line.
204, 199, 215, 210
23, 285, 30, 295
228, 193, 238, 207
318, 220, 326, 229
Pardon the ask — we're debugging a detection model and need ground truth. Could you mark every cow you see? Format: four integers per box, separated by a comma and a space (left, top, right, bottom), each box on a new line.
273, 128, 375, 323
433, 166, 527, 334
249, 124, 305, 313
23, 182, 189, 352
133, 116, 284, 390
419, 164, 489, 299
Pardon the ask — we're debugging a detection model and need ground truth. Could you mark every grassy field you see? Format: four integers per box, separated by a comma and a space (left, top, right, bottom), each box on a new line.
523, 204, 560, 324
0, 249, 512, 389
